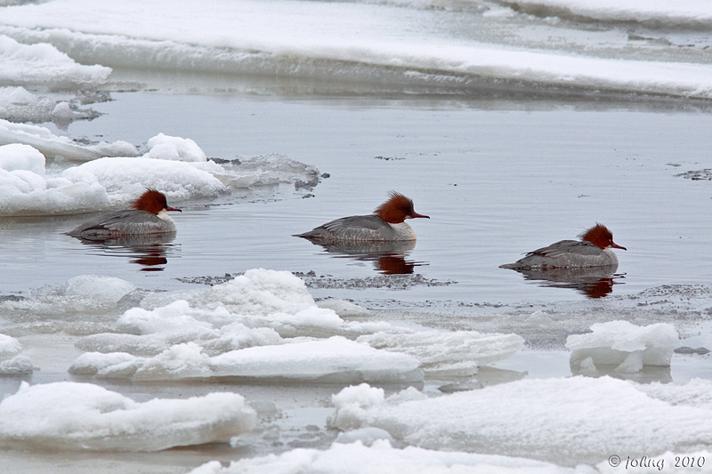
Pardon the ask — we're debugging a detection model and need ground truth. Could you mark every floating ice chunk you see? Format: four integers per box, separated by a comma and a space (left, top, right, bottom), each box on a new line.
0, 87, 98, 123
224, 155, 321, 189
71, 337, 423, 383
328, 384, 427, 431
145, 133, 207, 162
328, 377, 712, 463
0, 275, 135, 317
0, 381, 256, 451
494, 0, 712, 28
566, 321, 679, 372
0, 119, 138, 162
189, 440, 583, 474
358, 330, 524, 376
0, 334, 33, 375
317, 299, 371, 317
0, 35, 110, 88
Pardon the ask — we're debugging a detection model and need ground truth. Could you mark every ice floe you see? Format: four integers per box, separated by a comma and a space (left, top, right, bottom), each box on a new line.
0, 381, 256, 451
190, 440, 585, 474
0, 124, 322, 215
0, 87, 97, 123
358, 329, 524, 376
0, 334, 32, 375
328, 377, 712, 463
0, 1, 711, 99
0, 34, 110, 88
64, 270, 521, 383
495, 0, 712, 28
70, 337, 423, 383
567, 321, 679, 373
0, 275, 136, 321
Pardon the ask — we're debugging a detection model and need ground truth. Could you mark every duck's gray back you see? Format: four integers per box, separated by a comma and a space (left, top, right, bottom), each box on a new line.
68, 209, 174, 240
296, 214, 412, 242
500, 239, 616, 269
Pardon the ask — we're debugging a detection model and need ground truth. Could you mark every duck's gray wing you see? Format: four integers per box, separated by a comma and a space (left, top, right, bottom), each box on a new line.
500, 240, 601, 269
68, 210, 171, 240
295, 215, 394, 242
525, 240, 600, 258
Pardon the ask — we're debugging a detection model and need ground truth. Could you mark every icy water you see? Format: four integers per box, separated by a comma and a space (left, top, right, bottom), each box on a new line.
2, 92, 712, 304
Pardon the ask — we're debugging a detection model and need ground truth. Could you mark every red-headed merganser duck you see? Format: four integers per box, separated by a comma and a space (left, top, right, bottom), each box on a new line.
68, 189, 181, 241
500, 224, 626, 270
295, 192, 429, 242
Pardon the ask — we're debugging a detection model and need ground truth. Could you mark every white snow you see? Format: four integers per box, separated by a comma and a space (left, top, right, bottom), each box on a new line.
71, 337, 424, 383
189, 440, 584, 474
0, 334, 32, 375
566, 321, 679, 373
0, 381, 257, 451
358, 329, 524, 376
0, 34, 110, 88
0, 1, 711, 99
145, 133, 207, 162
496, 0, 712, 27
329, 377, 712, 462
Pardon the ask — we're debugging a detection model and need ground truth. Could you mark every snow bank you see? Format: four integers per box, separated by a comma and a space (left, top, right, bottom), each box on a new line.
496, 0, 712, 28
71, 337, 424, 383
0, 334, 32, 375
145, 133, 206, 162
566, 321, 679, 373
329, 377, 712, 462
190, 440, 582, 474
0, 1, 711, 99
358, 329, 524, 376
0, 34, 110, 88
0, 382, 256, 450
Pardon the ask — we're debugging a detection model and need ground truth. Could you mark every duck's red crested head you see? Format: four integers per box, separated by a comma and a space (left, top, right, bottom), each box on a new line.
581, 224, 626, 250
375, 192, 429, 224
132, 189, 182, 215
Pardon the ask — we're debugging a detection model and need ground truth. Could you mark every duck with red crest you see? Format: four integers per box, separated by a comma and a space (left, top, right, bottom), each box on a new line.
295, 192, 430, 242
500, 224, 626, 270
67, 189, 182, 241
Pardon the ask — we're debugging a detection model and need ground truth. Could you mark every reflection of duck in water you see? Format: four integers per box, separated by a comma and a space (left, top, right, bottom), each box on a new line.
513, 266, 622, 299
302, 239, 423, 275
67, 190, 181, 240
500, 224, 626, 270
71, 232, 176, 272
294, 192, 429, 242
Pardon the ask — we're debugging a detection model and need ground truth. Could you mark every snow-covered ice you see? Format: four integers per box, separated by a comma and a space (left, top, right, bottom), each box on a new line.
0, 381, 257, 451
0, 34, 110, 88
495, 0, 712, 27
0, 87, 96, 123
358, 329, 524, 376
329, 377, 712, 463
566, 321, 679, 373
0, 334, 33, 375
71, 337, 423, 383
1, 1, 711, 99
189, 440, 586, 474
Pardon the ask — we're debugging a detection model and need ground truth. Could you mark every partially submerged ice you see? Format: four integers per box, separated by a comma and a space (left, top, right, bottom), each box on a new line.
566, 321, 679, 373
189, 440, 585, 474
0, 381, 256, 451
71, 337, 423, 383
0, 334, 33, 375
68, 269, 521, 383
328, 377, 712, 463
